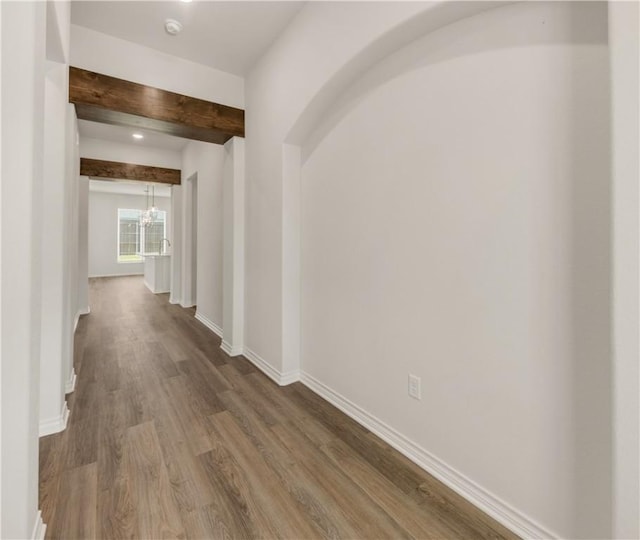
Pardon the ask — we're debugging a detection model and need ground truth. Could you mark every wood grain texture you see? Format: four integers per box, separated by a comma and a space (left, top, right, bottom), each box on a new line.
69, 67, 244, 145
80, 158, 181, 185
40, 275, 520, 540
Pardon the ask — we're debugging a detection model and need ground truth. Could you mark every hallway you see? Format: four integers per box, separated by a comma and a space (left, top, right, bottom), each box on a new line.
39, 276, 516, 539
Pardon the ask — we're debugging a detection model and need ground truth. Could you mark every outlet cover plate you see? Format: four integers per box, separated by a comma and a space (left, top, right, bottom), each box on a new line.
408, 374, 421, 400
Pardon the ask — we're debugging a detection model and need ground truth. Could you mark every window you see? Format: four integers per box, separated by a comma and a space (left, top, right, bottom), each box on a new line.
118, 209, 142, 263
117, 209, 167, 263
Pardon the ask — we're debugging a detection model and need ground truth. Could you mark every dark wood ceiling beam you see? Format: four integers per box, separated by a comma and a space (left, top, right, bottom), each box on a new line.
69, 67, 244, 145
80, 158, 181, 185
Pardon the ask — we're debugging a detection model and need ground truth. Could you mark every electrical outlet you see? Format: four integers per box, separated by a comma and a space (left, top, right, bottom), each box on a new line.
408, 374, 421, 400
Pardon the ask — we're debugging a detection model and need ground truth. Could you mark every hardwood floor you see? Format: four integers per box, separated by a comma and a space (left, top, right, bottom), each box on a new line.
40, 276, 518, 540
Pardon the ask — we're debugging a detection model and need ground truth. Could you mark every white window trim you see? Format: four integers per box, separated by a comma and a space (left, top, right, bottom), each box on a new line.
117, 208, 143, 264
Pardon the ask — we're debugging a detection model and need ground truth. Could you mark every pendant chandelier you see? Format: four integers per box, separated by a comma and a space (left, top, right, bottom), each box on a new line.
140, 184, 158, 228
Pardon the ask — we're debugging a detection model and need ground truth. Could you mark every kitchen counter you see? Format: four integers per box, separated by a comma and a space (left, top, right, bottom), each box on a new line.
142, 253, 171, 294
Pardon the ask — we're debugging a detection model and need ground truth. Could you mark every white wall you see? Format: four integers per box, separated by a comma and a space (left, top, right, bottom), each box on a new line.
88, 190, 171, 278
180, 141, 224, 330
170, 185, 182, 305
79, 137, 181, 169
77, 176, 89, 315
0, 1, 46, 537
70, 24, 243, 108
300, 3, 609, 538
222, 137, 245, 355
609, 2, 640, 538
245, 1, 615, 538
66, 106, 83, 398
244, 0, 489, 374
40, 60, 69, 435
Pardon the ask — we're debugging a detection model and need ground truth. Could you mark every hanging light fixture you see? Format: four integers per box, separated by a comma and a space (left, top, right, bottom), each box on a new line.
149, 185, 158, 220
140, 185, 153, 228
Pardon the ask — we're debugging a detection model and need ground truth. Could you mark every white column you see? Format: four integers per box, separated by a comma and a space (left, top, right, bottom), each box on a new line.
39, 60, 69, 436
609, 2, 640, 538
76, 176, 89, 317
181, 174, 197, 308
170, 185, 183, 304
62, 103, 77, 394
281, 144, 301, 382
221, 137, 245, 355
0, 1, 47, 538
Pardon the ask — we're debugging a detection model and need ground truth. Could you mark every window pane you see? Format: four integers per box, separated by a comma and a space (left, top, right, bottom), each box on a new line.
118, 209, 142, 263
143, 211, 166, 254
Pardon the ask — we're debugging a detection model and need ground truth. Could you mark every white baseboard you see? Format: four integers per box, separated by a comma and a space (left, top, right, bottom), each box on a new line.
144, 279, 169, 294
65, 369, 77, 394
221, 340, 243, 357
74, 307, 90, 333
88, 272, 143, 278
279, 368, 301, 385
300, 371, 557, 540
169, 296, 181, 305
39, 401, 70, 437
194, 311, 223, 339
243, 347, 300, 386
31, 510, 46, 540
193, 312, 295, 384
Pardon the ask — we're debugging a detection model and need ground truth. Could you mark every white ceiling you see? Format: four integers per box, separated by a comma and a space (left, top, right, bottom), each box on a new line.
78, 119, 188, 152
70, 1, 305, 76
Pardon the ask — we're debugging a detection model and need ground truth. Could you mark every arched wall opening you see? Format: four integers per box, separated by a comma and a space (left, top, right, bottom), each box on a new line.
278, 2, 612, 538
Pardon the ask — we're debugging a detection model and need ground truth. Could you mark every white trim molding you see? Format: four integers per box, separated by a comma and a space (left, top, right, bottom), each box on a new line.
194, 311, 223, 339
192, 311, 299, 385
32, 510, 46, 540
88, 272, 143, 279
65, 368, 77, 394
74, 306, 90, 333
300, 371, 558, 540
243, 347, 300, 386
221, 340, 243, 357
39, 401, 70, 438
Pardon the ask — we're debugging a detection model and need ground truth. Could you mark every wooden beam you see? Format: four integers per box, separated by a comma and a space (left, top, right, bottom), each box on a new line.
69, 66, 244, 144
80, 158, 181, 185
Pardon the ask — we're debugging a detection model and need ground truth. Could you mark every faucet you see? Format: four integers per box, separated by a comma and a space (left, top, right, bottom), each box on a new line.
159, 238, 171, 254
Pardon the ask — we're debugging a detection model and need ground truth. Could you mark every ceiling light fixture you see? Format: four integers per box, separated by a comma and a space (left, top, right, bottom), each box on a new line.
180, 0, 193, 3
132, 133, 144, 139
164, 18, 183, 35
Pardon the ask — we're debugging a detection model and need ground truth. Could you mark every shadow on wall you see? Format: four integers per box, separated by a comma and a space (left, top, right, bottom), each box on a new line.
566, 14, 611, 536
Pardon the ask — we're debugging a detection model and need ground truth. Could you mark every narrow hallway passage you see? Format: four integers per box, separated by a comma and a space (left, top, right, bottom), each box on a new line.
39, 276, 517, 539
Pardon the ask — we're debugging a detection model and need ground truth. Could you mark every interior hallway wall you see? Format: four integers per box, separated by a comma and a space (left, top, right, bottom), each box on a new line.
609, 2, 640, 537
0, 1, 47, 537
244, 0, 467, 375
39, 60, 69, 435
181, 140, 225, 333
245, 1, 614, 538
299, 3, 609, 538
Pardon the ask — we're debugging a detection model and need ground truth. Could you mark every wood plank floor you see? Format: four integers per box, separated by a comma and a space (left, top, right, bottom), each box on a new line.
40, 276, 518, 540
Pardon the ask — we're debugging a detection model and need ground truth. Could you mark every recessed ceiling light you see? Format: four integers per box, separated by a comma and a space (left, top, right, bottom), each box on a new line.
132, 133, 144, 140
180, 0, 192, 3
165, 18, 183, 35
